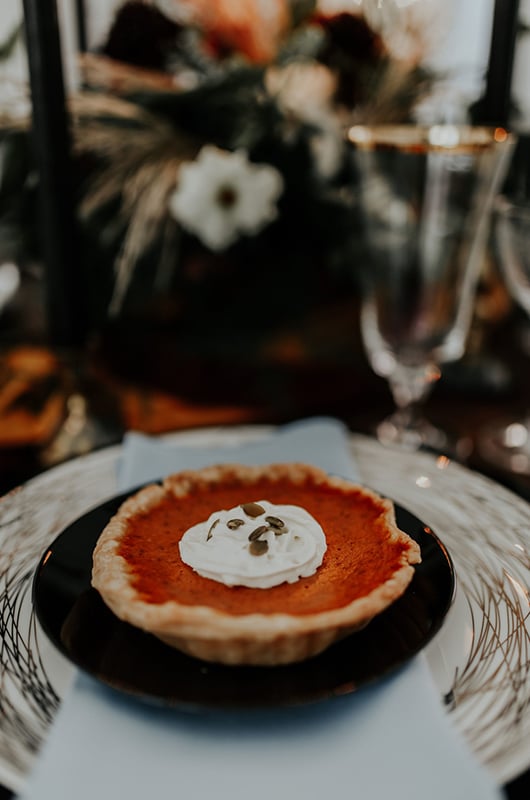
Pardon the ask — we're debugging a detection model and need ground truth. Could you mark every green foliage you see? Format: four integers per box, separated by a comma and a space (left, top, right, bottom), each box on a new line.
130, 66, 272, 150
0, 131, 38, 262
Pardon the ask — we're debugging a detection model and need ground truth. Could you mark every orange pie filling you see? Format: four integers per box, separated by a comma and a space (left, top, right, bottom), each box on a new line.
92, 463, 421, 665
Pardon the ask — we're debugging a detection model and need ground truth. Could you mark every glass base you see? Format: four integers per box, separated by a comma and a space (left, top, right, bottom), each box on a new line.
478, 418, 530, 476
375, 413, 472, 460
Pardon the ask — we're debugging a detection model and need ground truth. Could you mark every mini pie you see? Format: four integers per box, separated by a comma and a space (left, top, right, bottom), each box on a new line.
91, 463, 421, 666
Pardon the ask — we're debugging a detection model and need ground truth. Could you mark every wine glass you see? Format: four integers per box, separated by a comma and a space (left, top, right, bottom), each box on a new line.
348, 124, 515, 453
478, 196, 530, 474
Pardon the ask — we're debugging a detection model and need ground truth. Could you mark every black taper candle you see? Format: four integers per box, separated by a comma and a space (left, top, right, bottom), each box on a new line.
476, 0, 520, 126
75, 0, 88, 53
22, 0, 87, 347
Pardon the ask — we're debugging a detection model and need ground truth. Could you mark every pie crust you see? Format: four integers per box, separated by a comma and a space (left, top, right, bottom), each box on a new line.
92, 463, 421, 665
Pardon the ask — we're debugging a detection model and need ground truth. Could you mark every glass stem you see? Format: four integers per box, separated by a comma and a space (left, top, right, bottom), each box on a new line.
376, 363, 443, 450
388, 363, 441, 415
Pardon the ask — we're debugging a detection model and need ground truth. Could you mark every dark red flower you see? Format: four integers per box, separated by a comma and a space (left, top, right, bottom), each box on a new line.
102, 1, 183, 71
312, 12, 387, 108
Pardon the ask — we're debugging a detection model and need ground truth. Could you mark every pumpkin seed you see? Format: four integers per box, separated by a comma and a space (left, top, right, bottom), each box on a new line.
226, 518, 245, 530
248, 525, 269, 541
206, 518, 219, 541
240, 502, 265, 518
265, 515, 286, 532
249, 539, 269, 556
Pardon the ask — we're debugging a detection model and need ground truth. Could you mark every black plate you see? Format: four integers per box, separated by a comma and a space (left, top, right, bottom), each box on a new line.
33, 490, 455, 710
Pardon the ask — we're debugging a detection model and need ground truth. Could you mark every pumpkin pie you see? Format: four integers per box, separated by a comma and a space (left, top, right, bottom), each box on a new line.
91, 463, 421, 665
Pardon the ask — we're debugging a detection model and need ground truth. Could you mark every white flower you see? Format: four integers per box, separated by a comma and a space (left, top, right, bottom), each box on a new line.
169, 145, 284, 251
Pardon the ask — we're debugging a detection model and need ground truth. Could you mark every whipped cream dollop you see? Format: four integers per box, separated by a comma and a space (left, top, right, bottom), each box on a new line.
178, 500, 327, 588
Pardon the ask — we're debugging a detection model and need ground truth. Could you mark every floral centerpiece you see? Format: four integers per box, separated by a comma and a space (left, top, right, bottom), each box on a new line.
0, 0, 435, 358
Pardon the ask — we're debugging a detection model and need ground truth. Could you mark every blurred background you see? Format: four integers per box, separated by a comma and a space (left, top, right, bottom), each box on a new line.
1, 0, 530, 502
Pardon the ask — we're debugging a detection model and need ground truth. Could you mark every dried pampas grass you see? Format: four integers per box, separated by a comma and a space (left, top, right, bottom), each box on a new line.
69, 91, 198, 312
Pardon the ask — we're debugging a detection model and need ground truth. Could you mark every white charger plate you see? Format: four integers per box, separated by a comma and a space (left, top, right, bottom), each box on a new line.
0, 426, 529, 792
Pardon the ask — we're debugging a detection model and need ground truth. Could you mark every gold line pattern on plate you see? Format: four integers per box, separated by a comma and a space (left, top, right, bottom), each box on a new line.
0, 448, 119, 792
355, 436, 530, 783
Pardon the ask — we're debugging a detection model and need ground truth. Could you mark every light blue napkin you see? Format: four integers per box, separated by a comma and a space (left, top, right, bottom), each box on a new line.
117, 417, 360, 489
20, 417, 504, 800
